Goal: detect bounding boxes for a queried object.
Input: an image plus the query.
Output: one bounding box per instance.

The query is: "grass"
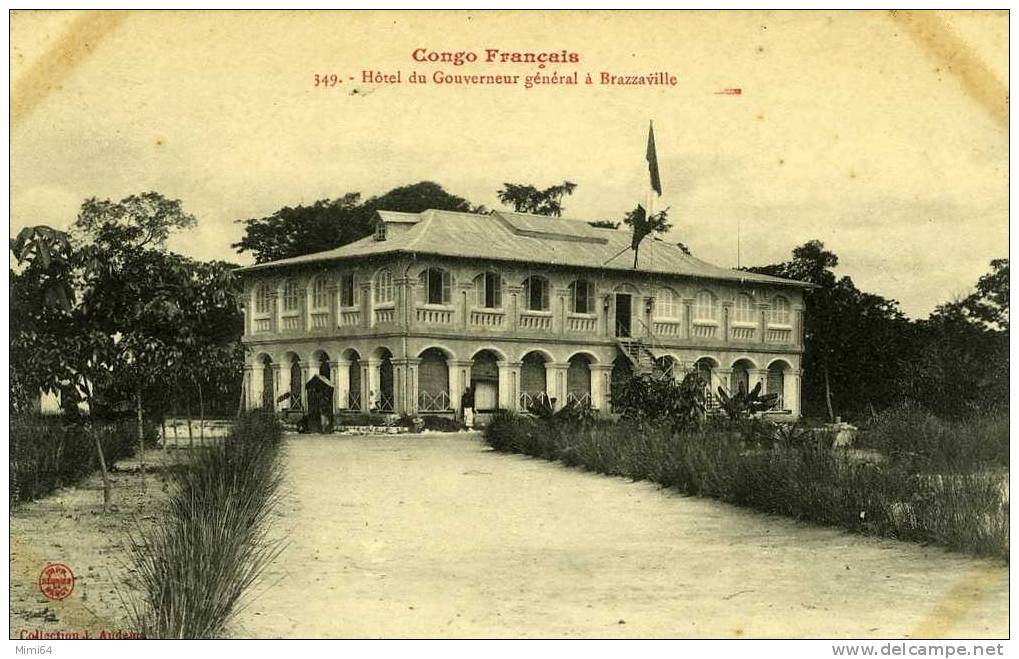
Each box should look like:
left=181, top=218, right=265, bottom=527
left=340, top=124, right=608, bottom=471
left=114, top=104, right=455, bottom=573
left=9, top=415, right=154, bottom=505
left=484, top=409, right=1008, bottom=560
left=125, top=411, right=285, bottom=638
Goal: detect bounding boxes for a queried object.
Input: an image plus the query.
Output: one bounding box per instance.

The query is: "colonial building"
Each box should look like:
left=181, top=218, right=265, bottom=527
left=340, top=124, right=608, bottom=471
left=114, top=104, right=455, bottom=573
left=236, top=208, right=809, bottom=423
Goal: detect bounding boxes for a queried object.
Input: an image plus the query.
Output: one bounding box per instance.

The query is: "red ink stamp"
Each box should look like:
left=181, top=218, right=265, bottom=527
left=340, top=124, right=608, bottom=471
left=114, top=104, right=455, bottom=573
left=714, top=87, right=743, bottom=95
left=38, top=563, right=75, bottom=601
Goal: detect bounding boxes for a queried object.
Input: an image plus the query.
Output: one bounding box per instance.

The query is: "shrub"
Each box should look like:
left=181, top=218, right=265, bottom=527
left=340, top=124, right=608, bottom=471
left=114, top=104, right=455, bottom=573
left=10, top=415, right=150, bottom=505
left=860, top=402, right=1008, bottom=471
left=421, top=415, right=464, bottom=432
left=611, top=371, right=705, bottom=430
left=126, top=410, right=284, bottom=638
left=483, top=413, right=1008, bottom=559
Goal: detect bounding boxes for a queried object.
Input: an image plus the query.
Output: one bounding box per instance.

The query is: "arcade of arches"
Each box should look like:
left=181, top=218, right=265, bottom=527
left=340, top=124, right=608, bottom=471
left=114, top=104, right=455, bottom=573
left=245, top=346, right=800, bottom=418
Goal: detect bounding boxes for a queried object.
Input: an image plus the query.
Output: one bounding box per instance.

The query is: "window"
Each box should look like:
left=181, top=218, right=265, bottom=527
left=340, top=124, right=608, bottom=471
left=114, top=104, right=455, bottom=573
left=420, top=267, right=452, bottom=305
left=569, top=280, right=595, bottom=314
left=476, top=272, right=502, bottom=309
left=254, top=283, right=271, bottom=314
left=734, top=293, right=754, bottom=324
left=656, top=287, right=678, bottom=319
left=282, top=279, right=300, bottom=312
left=374, top=223, right=387, bottom=241
left=523, top=276, right=550, bottom=311
left=340, top=273, right=357, bottom=307
left=311, top=277, right=329, bottom=310
left=694, top=290, right=716, bottom=322
left=374, top=269, right=394, bottom=305
left=770, top=296, right=791, bottom=326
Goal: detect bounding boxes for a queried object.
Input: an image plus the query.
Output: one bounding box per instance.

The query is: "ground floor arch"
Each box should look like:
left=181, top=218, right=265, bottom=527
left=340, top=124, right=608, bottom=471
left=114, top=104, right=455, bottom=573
left=730, top=358, right=755, bottom=395
left=342, top=348, right=362, bottom=410
left=767, top=359, right=791, bottom=410
left=418, top=347, right=451, bottom=411
left=566, top=353, right=593, bottom=406
left=520, top=350, right=549, bottom=410
left=471, top=349, right=500, bottom=412
left=609, top=354, right=633, bottom=412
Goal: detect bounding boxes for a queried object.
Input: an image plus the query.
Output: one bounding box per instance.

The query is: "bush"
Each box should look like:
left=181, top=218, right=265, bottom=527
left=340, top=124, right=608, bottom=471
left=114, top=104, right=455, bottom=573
left=483, top=413, right=1008, bottom=559
left=126, top=410, right=284, bottom=638
left=860, top=402, right=1008, bottom=471
left=421, top=415, right=464, bottom=432
left=10, top=415, right=150, bottom=505
left=611, top=371, right=705, bottom=430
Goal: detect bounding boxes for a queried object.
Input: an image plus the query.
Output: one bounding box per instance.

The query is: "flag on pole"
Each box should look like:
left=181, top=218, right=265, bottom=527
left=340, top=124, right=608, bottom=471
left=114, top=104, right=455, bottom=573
left=647, top=121, right=662, bottom=196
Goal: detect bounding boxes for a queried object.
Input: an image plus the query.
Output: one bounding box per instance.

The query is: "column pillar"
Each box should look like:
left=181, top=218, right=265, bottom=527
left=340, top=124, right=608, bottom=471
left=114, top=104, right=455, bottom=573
left=545, top=362, right=570, bottom=409
left=332, top=360, right=349, bottom=411
left=590, top=363, right=614, bottom=412
left=301, top=359, right=315, bottom=410
left=788, top=368, right=802, bottom=418
left=683, top=299, right=693, bottom=340
left=275, top=363, right=289, bottom=411
left=715, top=367, right=733, bottom=396
left=248, top=363, right=262, bottom=410
left=364, top=359, right=380, bottom=411
left=448, top=360, right=472, bottom=413
left=360, top=282, right=373, bottom=329
left=497, top=361, right=521, bottom=411
left=751, top=368, right=768, bottom=395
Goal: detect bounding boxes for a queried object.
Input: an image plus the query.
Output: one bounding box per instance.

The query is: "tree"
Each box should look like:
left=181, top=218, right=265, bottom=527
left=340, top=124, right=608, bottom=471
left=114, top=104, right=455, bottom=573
left=74, top=192, right=197, bottom=250
left=933, top=258, right=1008, bottom=331
left=900, top=259, right=1009, bottom=417
left=497, top=180, right=577, bottom=217
left=745, top=240, right=911, bottom=422
left=233, top=182, right=478, bottom=263
left=623, top=204, right=672, bottom=269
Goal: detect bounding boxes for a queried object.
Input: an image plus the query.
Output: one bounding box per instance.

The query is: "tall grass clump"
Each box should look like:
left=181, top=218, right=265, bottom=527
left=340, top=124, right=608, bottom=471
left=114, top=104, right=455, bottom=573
left=127, top=410, right=285, bottom=638
left=484, top=409, right=1008, bottom=560
left=10, top=416, right=148, bottom=505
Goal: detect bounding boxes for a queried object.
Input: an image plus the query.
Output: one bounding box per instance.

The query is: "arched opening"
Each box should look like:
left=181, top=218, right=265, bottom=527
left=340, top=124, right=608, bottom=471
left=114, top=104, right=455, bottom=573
left=374, top=347, right=395, bottom=412
left=418, top=348, right=450, bottom=411
left=288, top=354, right=303, bottom=410
left=259, top=354, right=274, bottom=410
left=695, top=357, right=718, bottom=409
left=610, top=354, right=633, bottom=412
left=731, top=359, right=754, bottom=394
left=566, top=354, right=593, bottom=407
left=343, top=349, right=362, bottom=410
left=520, top=351, right=549, bottom=409
left=768, top=360, right=790, bottom=410
left=471, top=349, right=500, bottom=412
left=307, top=350, right=334, bottom=433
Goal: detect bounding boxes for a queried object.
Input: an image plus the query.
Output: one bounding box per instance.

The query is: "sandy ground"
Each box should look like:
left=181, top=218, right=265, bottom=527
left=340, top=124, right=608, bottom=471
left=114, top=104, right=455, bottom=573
left=9, top=449, right=184, bottom=640
left=231, top=433, right=1008, bottom=639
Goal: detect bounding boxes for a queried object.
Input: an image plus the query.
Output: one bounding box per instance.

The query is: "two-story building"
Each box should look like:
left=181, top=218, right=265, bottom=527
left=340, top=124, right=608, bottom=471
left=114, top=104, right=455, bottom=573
left=236, top=208, right=810, bottom=422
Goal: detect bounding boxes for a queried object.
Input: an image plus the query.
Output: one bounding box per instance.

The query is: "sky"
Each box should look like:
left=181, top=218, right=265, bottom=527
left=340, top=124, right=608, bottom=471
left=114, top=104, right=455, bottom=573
left=10, top=10, right=1008, bottom=318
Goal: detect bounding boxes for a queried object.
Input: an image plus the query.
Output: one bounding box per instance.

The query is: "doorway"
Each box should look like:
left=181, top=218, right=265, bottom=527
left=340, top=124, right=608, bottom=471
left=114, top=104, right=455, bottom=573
left=615, top=293, right=632, bottom=337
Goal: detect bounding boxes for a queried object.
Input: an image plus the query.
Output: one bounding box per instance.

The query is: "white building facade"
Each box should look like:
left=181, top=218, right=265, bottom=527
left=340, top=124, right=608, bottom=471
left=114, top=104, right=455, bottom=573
left=237, top=209, right=809, bottom=421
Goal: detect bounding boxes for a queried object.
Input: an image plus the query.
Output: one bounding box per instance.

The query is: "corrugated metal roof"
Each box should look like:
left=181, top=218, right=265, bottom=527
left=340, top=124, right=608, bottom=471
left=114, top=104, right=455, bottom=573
left=237, top=208, right=809, bottom=288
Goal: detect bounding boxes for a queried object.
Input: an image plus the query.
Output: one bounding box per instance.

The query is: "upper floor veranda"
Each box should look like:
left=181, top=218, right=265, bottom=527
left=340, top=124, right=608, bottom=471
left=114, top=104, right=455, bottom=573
left=239, top=253, right=807, bottom=353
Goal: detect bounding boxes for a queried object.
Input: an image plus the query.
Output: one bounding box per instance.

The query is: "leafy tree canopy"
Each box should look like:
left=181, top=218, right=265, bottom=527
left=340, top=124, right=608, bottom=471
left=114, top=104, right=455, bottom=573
left=497, top=180, right=577, bottom=217
left=233, top=181, right=477, bottom=263
left=74, top=191, right=197, bottom=251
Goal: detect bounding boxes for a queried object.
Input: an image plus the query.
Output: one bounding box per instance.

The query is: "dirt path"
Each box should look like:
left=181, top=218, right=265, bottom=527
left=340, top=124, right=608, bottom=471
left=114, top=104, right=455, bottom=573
left=9, top=449, right=183, bottom=640
left=231, top=434, right=1007, bottom=639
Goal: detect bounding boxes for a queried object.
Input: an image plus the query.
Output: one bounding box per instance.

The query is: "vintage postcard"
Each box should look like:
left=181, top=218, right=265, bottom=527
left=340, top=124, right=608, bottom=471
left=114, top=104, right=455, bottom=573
left=8, top=8, right=1009, bottom=647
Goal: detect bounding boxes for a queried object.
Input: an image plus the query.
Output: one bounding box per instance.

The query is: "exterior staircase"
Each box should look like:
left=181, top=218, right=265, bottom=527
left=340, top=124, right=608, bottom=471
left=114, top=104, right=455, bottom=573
left=615, top=338, right=659, bottom=375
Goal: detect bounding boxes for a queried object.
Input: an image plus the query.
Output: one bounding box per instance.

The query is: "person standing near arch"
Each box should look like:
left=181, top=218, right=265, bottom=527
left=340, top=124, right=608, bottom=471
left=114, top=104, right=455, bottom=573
left=461, top=385, right=475, bottom=429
